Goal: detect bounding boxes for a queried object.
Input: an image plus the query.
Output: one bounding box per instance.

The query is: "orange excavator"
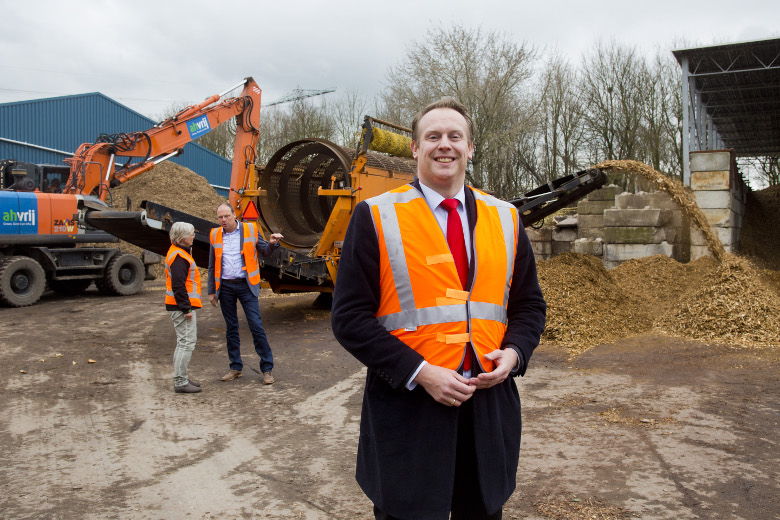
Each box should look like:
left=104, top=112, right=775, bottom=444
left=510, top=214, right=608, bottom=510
left=62, top=77, right=263, bottom=209
left=0, top=78, right=264, bottom=306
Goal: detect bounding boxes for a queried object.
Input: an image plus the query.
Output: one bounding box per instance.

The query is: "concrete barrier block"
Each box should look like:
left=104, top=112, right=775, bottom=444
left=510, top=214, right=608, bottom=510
left=578, top=227, right=605, bottom=240
left=690, top=151, right=731, bottom=173
left=604, top=242, right=674, bottom=262
left=587, top=185, right=623, bottom=201
left=578, top=200, right=615, bottom=215
left=530, top=240, right=552, bottom=256
left=690, top=245, right=713, bottom=261
left=573, top=238, right=603, bottom=256
left=603, top=226, right=667, bottom=244
left=694, top=190, right=732, bottom=209
left=525, top=227, right=552, bottom=241
left=552, top=241, right=573, bottom=255
left=701, top=208, right=732, bottom=226
left=615, top=191, right=678, bottom=210
left=691, top=170, right=730, bottom=190
left=603, top=208, right=663, bottom=227
left=690, top=227, right=709, bottom=247
left=666, top=209, right=683, bottom=228
left=552, top=228, right=578, bottom=242
left=715, top=226, right=735, bottom=249
left=577, top=214, right=603, bottom=229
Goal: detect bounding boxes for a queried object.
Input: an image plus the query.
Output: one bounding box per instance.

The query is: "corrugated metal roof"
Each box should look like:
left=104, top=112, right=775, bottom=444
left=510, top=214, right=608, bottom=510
left=0, top=93, right=231, bottom=196
left=673, top=38, right=780, bottom=157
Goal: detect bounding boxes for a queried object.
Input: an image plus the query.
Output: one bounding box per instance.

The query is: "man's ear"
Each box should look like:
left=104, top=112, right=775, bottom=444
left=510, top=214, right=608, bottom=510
left=411, top=140, right=418, bottom=159
left=468, top=141, right=474, bottom=160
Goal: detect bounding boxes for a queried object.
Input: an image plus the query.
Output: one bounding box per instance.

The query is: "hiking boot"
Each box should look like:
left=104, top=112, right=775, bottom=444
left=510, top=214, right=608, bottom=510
left=221, top=369, right=243, bottom=381
left=174, top=383, right=202, bottom=394
left=263, top=372, right=275, bottom=385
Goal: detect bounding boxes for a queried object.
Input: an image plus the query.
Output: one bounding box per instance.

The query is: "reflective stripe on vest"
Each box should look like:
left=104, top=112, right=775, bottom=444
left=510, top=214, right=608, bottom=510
left=210, top=222, right=262, bottom=290
left=366, top=185, right=518, bottom=372
left=165, top=245, right=202, bottom=308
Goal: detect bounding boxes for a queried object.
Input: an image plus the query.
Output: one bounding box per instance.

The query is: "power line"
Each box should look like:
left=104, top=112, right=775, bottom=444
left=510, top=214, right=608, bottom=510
left=265, top=88, right=336, bottom=107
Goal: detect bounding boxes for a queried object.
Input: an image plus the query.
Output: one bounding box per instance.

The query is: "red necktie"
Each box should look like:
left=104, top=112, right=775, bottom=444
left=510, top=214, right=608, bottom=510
left=440, top=198, right=471, bottom=371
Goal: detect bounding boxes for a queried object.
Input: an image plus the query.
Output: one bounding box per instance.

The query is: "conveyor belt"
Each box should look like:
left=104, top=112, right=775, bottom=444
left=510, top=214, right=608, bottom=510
left=83, top=201, right=331, bottom=289
left=510, top=169, right=607, bottom=227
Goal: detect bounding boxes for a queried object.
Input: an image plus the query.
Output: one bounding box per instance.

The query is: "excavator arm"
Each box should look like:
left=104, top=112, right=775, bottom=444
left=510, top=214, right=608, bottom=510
left=63, top=78, right=261, bottom=206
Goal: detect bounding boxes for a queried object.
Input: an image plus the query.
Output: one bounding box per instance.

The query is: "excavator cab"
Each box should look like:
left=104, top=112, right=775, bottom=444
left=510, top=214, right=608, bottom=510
left=0, top=160, right=69, bottom=193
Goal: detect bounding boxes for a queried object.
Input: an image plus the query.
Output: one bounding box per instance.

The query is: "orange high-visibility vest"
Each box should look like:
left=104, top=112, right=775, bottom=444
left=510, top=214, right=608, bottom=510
left=165, top=245, right=202, bottom=308
left=366, top=185, right=518, bottom=373
left=209, top=222, right=262, bottom=291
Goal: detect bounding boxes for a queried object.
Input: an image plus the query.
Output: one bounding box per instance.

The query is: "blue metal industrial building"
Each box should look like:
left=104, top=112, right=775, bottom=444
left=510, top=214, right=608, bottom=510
left=0, top=93, right=232, bottom=196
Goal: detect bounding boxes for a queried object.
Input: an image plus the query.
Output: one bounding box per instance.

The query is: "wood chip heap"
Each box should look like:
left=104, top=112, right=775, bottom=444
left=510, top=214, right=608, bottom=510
left=538, top=252, right=779, bottom=355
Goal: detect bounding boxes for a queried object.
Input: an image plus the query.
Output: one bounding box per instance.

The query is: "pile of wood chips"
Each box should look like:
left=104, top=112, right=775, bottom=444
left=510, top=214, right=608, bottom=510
left=739, top=183, right=780, bottom=271
left=655, top=255, right=780, bottom=348
left=110, top=161, right=227, bottom=220
left=530, top=496, right=632, bottom=520
left=538, top=252, right=779, bottom=355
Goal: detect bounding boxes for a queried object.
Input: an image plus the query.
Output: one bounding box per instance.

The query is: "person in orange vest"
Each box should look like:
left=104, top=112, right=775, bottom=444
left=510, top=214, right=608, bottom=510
left=165, top=221, right=202, bottom=394
left=208, top=203, right=283, bottom=384
left=331, top=99, right=546, bottom=520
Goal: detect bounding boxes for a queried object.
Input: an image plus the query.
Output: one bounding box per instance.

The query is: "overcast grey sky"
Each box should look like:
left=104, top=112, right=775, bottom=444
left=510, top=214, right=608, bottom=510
left=1, top=0, right=777, bottom=119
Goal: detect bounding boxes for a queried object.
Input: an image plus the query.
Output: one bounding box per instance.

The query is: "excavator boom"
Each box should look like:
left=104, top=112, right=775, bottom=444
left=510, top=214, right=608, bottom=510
left=62, top=78, right=261, bottom=203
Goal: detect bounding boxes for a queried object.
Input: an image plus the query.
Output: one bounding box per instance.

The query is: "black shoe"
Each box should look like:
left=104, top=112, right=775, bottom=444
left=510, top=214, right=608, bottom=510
left=175, top=383, right=202, bottom=393
left=188, top=379, right=201, bottom=387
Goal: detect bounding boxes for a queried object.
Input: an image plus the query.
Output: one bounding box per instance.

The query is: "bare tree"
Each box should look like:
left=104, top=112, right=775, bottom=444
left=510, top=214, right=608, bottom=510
left=329, top=90, right=370, bottom=148
left=580, top=40, right=645, bottom=163
left=533, top=52, right=585, bottom=181
left=195, top=119, right=236, bottom=159
left=379, top=24, right=537, bottom=197
left=741, top=156, right=780, bottom=187
left=256, top=99, right=334, bottom=165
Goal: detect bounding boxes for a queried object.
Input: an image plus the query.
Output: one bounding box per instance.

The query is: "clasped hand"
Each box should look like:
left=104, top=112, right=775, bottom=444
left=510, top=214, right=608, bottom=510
left=413, top=349, right=517, bottom=407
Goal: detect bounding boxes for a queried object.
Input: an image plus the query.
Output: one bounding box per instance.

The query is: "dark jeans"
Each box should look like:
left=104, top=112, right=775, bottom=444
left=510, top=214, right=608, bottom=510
left=373, top=397, right=503, bottom=520
left=218, top=279, right=274, bottom=373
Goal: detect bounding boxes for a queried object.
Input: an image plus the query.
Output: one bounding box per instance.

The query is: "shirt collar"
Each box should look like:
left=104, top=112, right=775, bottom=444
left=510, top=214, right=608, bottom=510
left=418, top=181, right=466, bottom=212
left=224, top=223, right=241, bottom=235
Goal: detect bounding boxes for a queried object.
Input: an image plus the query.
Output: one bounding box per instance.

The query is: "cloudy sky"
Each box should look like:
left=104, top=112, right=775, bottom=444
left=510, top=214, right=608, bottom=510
left=1, top=0, right=777, bottom=119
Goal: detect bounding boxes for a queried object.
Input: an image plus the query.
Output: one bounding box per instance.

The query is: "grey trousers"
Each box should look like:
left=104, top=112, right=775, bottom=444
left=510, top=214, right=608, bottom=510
left=169, top=310, right=197, bottom=387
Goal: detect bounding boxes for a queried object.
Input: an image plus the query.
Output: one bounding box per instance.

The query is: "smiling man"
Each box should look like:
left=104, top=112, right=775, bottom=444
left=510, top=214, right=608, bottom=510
left=332, top=99, right=547, bottom=520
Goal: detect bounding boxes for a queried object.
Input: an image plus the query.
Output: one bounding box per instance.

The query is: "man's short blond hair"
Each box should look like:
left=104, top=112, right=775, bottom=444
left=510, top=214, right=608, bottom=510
left=411, top=98, right=474, bottom=142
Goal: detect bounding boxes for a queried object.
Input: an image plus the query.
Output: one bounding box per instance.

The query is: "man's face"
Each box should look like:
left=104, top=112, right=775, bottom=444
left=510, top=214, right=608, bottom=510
left=216, top=205, right=238, bottom=233
left=410, top=108, right=474, bottom=195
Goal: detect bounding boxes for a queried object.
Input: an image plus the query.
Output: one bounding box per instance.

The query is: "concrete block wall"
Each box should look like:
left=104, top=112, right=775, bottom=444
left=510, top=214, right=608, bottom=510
left=689, top=150, right=747, bottom=257
left=530, top=185, right=685, bottom=267
left=527, top=150, right=746, bottom=267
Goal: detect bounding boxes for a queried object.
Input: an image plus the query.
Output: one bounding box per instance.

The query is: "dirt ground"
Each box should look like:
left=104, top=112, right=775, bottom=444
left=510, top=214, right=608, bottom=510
left=1, top=281, right=778, bottom=520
